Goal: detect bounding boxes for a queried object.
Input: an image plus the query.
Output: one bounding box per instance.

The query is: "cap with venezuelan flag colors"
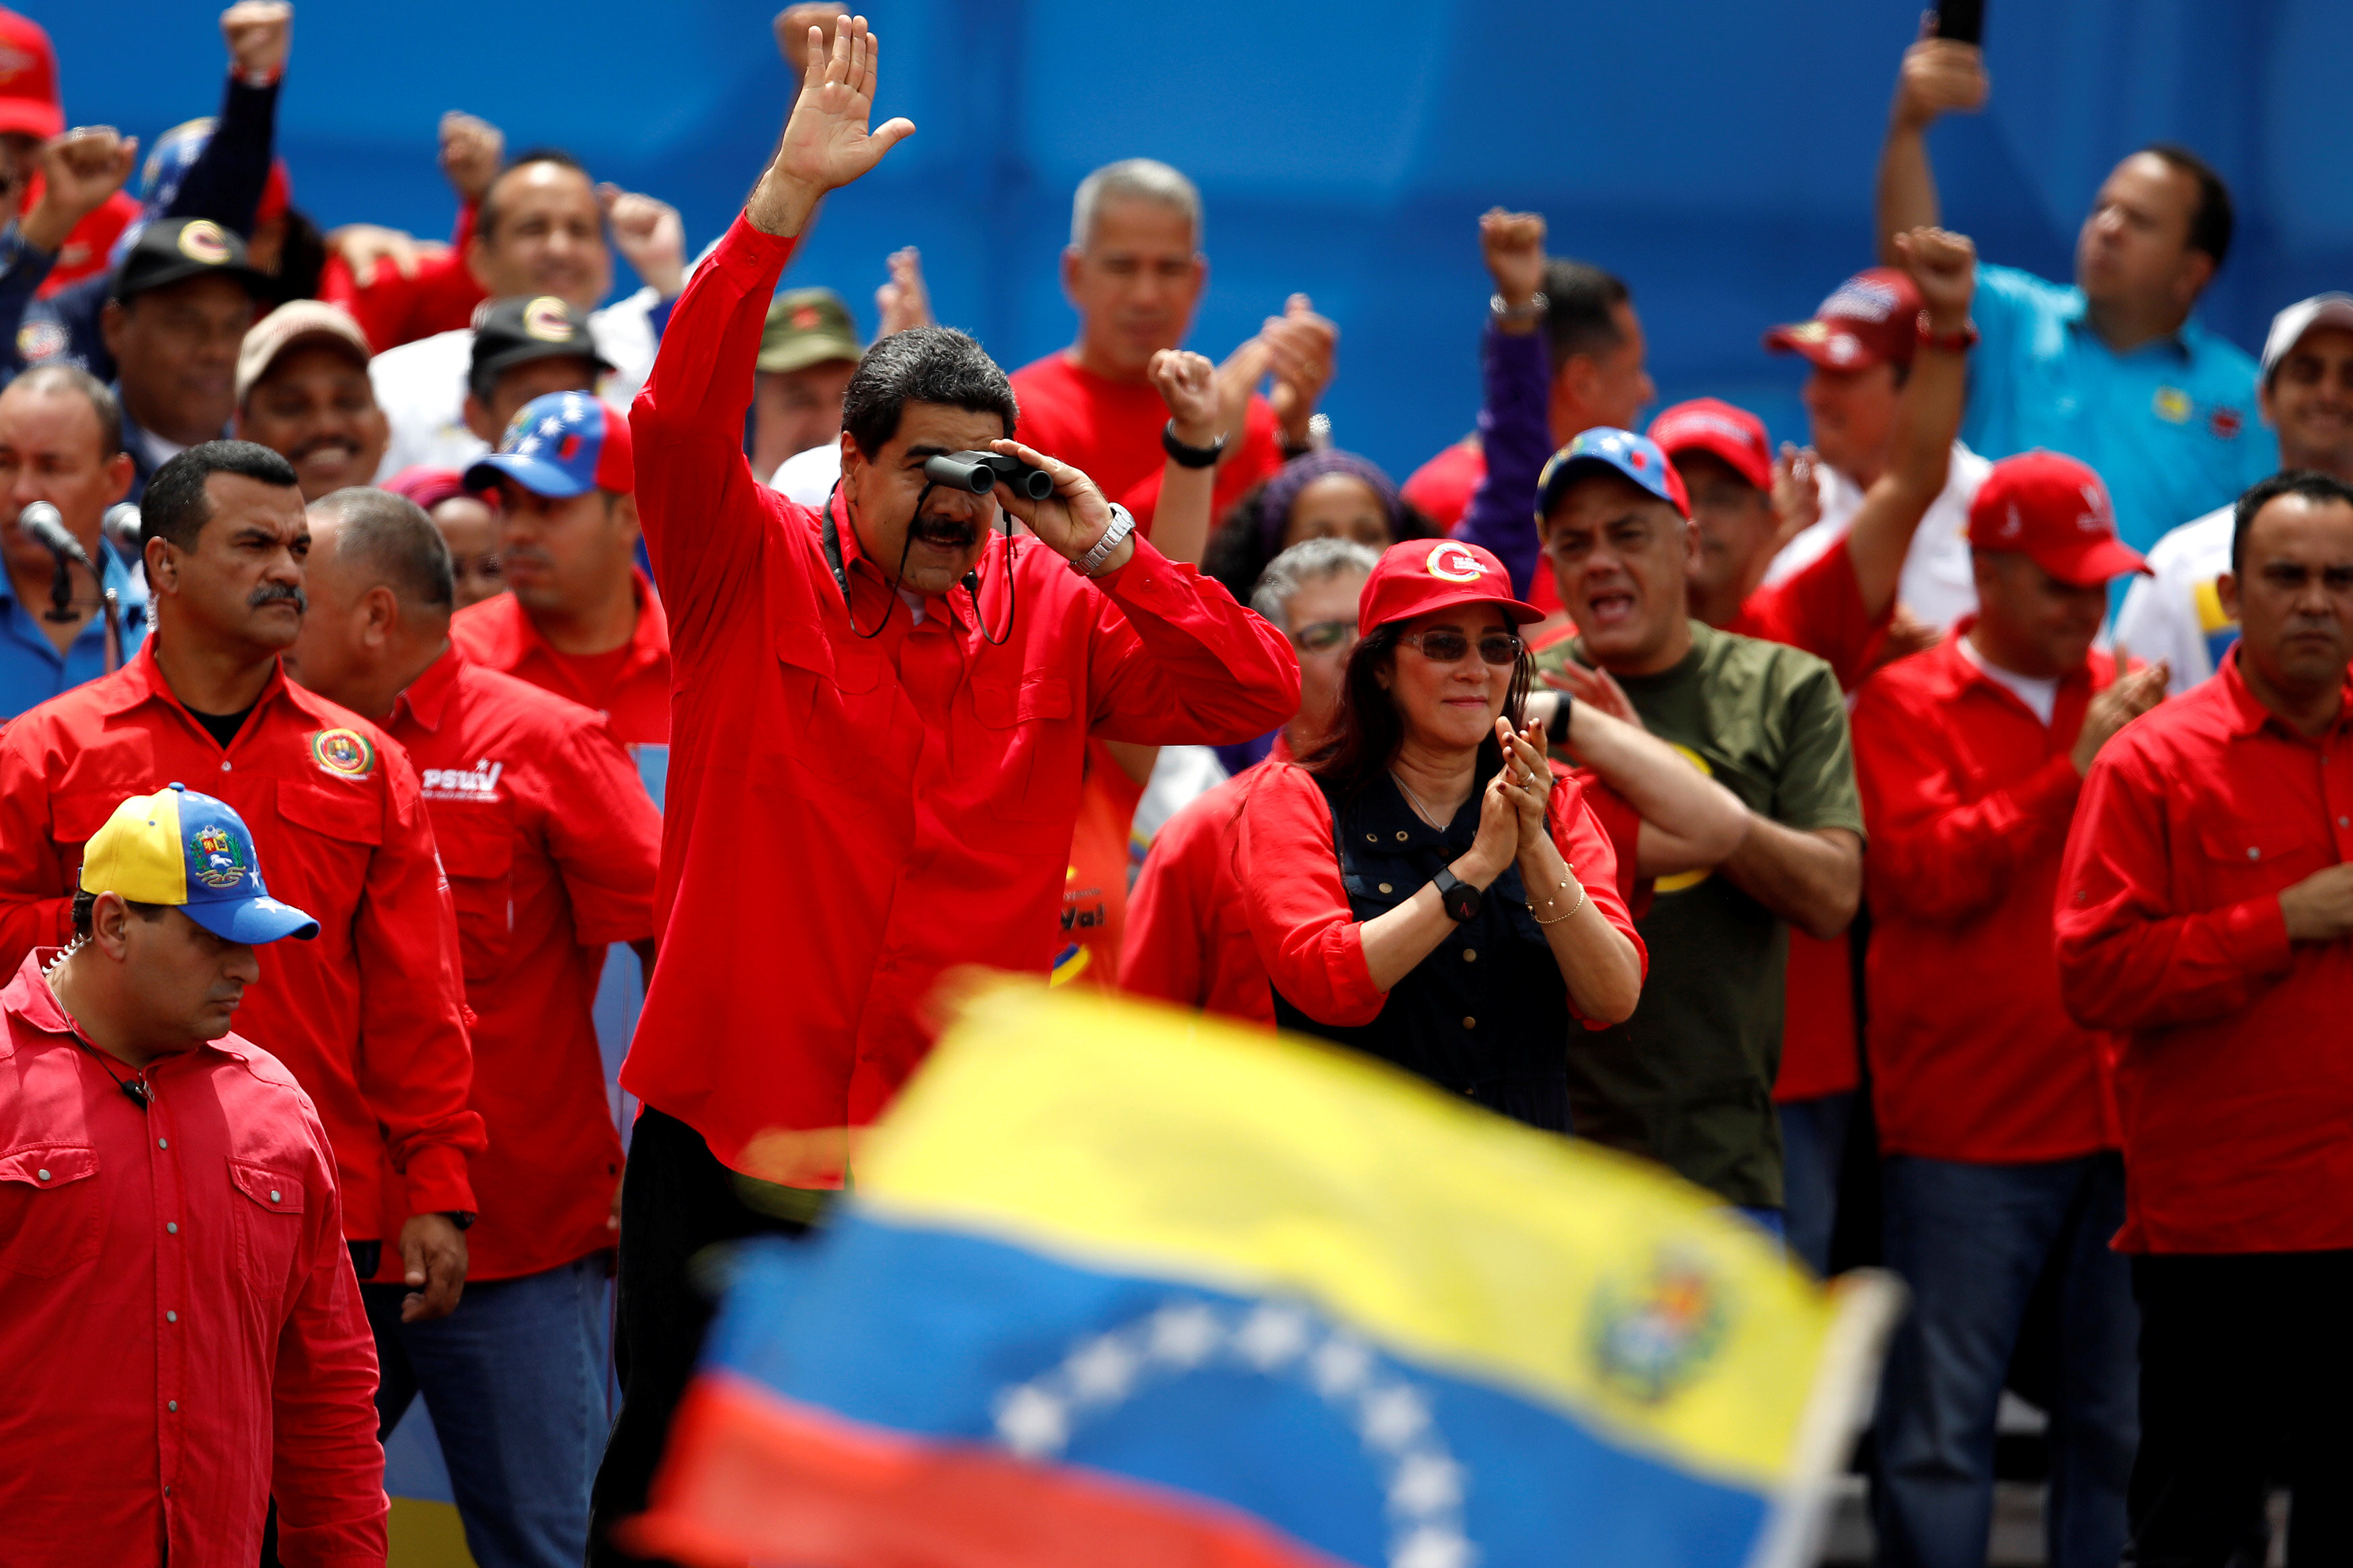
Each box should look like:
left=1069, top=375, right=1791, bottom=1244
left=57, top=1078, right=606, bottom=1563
left=464, top=390, right=634, bottom=500
left=624, top=984, right=1901, bottom=1568
left=80, top=784, right=320, bottom=944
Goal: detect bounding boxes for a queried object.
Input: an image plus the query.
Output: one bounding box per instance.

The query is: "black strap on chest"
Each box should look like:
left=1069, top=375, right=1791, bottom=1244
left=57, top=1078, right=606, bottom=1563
left=818, top=482, right=1019, bottom=647
left=1306, top=772, right=1373, bottom=900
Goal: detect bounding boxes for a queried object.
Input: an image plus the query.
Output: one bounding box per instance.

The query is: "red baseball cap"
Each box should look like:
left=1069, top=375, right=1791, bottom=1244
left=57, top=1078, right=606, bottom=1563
left=1357, top=538, right=1541, bottom=638
left=1764, top=267, right=1923, bottom=372
left=1966, top=450, right=2151, bottom=587
left=1648, top=398, right=1773, bottom=493
left=0, top=10, right=63, bottom=140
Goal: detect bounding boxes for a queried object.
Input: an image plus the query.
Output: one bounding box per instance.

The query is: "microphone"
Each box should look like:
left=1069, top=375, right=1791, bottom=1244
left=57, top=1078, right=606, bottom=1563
left=17, top=502, right=92, bottom=569
left=101, top=503, right=141, bottom=557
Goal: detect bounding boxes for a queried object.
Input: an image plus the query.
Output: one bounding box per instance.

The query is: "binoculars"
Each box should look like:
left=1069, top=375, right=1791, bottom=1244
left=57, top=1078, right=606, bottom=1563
left=922, top=450, right=1057, bottom=501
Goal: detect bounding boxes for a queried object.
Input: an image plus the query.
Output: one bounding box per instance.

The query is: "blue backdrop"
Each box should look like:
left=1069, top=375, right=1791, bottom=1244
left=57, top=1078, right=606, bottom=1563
left=40, top=0, right=2353, bottom=481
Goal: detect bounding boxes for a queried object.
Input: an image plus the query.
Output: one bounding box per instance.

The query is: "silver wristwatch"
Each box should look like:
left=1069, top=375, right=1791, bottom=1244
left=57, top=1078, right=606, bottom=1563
left=1071, top=503, right=1137, bottom=577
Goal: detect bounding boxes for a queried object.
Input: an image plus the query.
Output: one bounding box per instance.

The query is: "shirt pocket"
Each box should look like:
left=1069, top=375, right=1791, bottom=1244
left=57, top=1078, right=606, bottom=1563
left=433, top=813, right=516, bottom=985
left=2190, top=813, right=2330, bottom=907
left=964, top=673, right=1076, bottom=824
left=273, top=776, right=385, bottom=899
left=768, top=623, right=884, bottom=784
left=227, top=1157, right=307, bottom=1291
left=0, top=1145, right=102, bottom=1280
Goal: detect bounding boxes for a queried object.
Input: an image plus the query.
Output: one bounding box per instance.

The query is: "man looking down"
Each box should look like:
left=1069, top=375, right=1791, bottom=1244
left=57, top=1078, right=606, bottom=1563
left=588, top=21, right=1298, bottom=1561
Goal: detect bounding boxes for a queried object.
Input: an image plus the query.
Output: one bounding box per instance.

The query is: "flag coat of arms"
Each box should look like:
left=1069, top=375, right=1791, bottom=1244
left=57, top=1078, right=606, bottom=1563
left=625, top=985, right=1899, bottom=1567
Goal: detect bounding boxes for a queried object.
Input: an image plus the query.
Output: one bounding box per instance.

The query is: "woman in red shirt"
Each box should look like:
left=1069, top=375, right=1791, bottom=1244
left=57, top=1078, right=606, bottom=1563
left=1234, top=538, right=1645, bottom=1132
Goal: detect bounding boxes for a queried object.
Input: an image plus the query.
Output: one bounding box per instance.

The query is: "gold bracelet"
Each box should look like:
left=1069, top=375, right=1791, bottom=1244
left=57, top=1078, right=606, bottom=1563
left=1531, top=876, right=1586, bottom=925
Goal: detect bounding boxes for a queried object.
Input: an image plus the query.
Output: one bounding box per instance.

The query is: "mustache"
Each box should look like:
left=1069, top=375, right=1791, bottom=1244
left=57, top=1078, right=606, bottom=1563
left=249, top=583, right=307, bottom=612
left=501, top=545, right=553, bottom=571
left=909, top=512, right=979, bottom=546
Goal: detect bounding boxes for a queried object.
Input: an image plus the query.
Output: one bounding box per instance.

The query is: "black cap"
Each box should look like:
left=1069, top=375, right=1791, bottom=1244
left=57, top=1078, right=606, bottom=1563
left=468, top=295, right=614, bottom=398
left=112, top=218, right=270, bottom=303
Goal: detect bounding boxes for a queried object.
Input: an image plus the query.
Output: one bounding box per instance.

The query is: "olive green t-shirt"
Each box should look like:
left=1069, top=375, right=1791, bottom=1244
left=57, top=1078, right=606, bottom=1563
left=1537, top=621, right=1864, bottom=1208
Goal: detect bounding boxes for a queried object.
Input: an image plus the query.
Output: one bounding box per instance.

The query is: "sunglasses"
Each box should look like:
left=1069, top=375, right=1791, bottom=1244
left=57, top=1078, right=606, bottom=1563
left=1289, top=619, right=1357, bottom=655
left=1398, top=629, right=1523, bottom=667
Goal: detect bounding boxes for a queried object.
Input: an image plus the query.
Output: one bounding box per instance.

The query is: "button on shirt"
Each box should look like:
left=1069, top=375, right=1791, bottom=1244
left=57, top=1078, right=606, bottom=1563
left=374, top=647, right=660, bottom=1281
left=1853, top=630, right=2118, bottom=1163
left=0, top=645, right=483, bottom=1236
left=619, top=216, right=1300, bottom=1181
left=2111, top=503, right=2237, bottom=695
left=0, top=541, right=150, bottom=720
left=1963, top=263, right=2275, bottom=555
left=2055, top=649, right=2353, bottom=1253
left=0, top=952, right=386, bottom=1567
left=450, top=567, right=672, bottom=746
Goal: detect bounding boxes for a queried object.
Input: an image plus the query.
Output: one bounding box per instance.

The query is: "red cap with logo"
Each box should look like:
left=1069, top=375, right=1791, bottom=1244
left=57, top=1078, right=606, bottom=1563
left=1648, top=398, right=1773, bottom=493
left=1764, top=267, right=1923, bottom=372
left=0, top=9, right=63, bottom=140
left=1357, top=538, right=1542, bottom=638
left=1965, top=450, right=2151, bottom=587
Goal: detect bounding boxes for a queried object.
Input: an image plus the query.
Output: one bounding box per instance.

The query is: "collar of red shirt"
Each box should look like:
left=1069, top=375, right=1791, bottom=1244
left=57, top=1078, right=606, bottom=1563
left=825, top=488, right=982, bottom=630
left=390, top=643, right=467, bottom=735
left=2215, top=643, right=2353, bottom=742
left=470, top=567, right=673, bottom=677
left=2, top=948, right=248, bottom=1068
left=1936, top=617, right=2104, bottom=703
left=95, top=640, right=298, bottom=734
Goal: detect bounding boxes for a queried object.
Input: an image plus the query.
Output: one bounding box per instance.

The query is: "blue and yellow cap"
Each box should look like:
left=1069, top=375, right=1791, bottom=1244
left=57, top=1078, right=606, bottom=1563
left=463, top=390, right=634, bottom=500
left=80, top=784, right=319, bottom=944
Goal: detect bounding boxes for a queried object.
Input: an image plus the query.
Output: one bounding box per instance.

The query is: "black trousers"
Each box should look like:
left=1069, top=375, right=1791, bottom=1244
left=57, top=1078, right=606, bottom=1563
left=2127, top=1249, right=2353, bottom=1566
left=585, top=1107, right=810, bottom=1567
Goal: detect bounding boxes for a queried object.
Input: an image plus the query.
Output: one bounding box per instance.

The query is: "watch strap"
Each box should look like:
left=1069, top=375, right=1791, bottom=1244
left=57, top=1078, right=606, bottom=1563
left=1071, top=503, right=1137, bottom=578
left=1545, top=690, right=1573, bottom=747
left=1160, top=420, right=1226, bottom=470
left=1916, top=317, right=1980, bottom=354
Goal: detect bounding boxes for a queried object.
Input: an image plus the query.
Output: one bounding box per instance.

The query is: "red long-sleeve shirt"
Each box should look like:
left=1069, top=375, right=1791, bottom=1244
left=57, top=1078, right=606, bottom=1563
left=371, top=648, right=659, bottom=1280
left=449, top=569, right=672, bottom=747
left=1852, top=632, right=2118, bottom=1163
left=0, top=648, right=482, bottom=1235
left=620, top=216, right=1300, bottom=1180
left=2055, top=650, right=2353, bottom=1253
left=0, top=953, right=387, bottom=1567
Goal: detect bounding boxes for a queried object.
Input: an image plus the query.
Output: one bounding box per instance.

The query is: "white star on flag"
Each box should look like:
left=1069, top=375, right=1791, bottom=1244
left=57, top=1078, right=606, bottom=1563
left=992, top=1385, right=1068, bottom=1458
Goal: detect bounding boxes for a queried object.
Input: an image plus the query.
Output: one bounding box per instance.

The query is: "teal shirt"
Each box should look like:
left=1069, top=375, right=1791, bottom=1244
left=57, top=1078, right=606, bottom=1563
left=1962, top=262, right=2276, bottom=556
left=0, top=542, right=151, bottom=720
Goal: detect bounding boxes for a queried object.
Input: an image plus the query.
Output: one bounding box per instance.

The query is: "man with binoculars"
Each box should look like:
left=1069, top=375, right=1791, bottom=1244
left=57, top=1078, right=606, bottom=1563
left=585, top=19, right=1300, bottom=1558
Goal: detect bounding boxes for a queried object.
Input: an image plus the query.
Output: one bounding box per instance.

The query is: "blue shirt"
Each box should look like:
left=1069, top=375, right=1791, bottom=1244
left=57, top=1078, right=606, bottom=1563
left=1962, top=262, right=2276, bottom=556
left=0, top=542, right=151, bottom=720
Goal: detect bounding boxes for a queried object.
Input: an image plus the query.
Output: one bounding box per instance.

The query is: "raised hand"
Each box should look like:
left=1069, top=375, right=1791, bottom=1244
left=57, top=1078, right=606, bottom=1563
left=1262, top=294, right=1337, bottom=447
left=327, top=222, right=446, bottom=287
left=1894, top=224, right=1977, bottom=329
left=1496, top=717, right=1556, bottom=856
left=22, top=128, right=138, bottom=255
left=748, top=15, right=916, bottom=238
left=439, top=111, right=504, bottom=205
left=599, top=183, right=687, bottom=298
left=1892, top=33, right=1988, bottom=132
left=1150, top=349, right=1219, bottom=447
left=875, top=245, right=932, bottom=336
left=1212, top=333, right=1273, bottom=450
left=1771, top=442, right=1822, bottom=546
left=774, top=3, right=846, bottom=69
left=221, top=1, right=292, bottom=81
left=1480, top=207, right=1547, bottom=308
left=986, top=438, right=1124, bottom=572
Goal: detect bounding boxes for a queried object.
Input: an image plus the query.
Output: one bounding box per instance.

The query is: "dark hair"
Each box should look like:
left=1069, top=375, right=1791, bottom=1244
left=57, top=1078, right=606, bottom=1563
left=70, top=887, right=167, bottom=939
left=9, top=364, right=123, bottom=460
left=311, top=486, right=455, bottom=611
left=2142, top=143, right=2233, bottom=268
left=2231, top=469, right=2353, bottom=573
left=840, top=326, right=1018, bottom=460
left=142, top=440, right=300, bottom=552
left=1302, top=621, right=1531, bottom=801
left=479, top=149, right=591, bottom=241
left=1203, top=484, right=1441, bottom=605
left=1542, top=257, right=1633, bottom=380
left=262, top=206, right=328, bottom=307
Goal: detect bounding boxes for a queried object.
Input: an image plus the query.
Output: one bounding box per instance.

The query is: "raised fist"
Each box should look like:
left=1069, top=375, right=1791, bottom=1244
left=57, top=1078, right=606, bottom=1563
left=440, top=112, right=505, bottom=205
left=221, top=1, right=292, bottom=81
left=1480, top=208, right=1547, bottom=308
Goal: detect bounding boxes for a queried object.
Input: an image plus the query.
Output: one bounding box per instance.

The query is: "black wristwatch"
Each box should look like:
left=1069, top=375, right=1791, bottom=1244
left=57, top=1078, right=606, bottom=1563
left=1433, top=868, right=1484, bottom=923
left=1545, top=688, right=1574, bottom=747
left=1160, top=420, right=1226, bottom=469
left=442, top=1210, right=476, bottom=1232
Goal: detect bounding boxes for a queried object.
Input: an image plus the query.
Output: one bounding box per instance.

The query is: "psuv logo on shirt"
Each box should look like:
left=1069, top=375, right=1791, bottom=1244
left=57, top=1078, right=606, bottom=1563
left=422, top=758, right=506, bottom=803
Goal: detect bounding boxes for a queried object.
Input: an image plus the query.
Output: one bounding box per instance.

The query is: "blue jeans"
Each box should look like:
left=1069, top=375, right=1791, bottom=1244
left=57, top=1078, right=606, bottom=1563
left=1779, top=1091, right=1854, bottom=1276
left=1872, top=1153, right=2137, bottom=1568
left=360, top=1255, right=612, bottom=1568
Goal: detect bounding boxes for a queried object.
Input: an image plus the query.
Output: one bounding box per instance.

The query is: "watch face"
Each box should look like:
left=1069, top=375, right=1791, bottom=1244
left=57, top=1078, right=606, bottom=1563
left=1445, top=884, right=1482, bottom=922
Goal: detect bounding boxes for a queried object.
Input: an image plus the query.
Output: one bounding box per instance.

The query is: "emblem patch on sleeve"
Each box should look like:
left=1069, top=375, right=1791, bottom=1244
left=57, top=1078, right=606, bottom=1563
left=308, top=727, right=377, bottom=779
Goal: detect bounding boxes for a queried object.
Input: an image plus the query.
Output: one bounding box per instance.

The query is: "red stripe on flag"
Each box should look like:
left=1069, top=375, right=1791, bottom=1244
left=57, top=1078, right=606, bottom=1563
left=619, top=1372, right=1351, bottom=1568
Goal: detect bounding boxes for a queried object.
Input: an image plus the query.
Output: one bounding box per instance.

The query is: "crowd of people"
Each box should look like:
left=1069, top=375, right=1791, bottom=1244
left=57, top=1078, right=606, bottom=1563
left=1, top=7, right=2348, bottom=1568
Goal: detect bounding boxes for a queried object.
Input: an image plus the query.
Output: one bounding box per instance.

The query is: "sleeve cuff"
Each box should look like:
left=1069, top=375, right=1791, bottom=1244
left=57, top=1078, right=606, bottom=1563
left=2014, top=753, right=2086, bottom=829
left=714, top=214, right=800, bottom=288
left=2222, top=893, right=2295, bottom=977
left=399, top=1143, right=477, bottom=1217
left=1091, top=534, right=1171, bottom=599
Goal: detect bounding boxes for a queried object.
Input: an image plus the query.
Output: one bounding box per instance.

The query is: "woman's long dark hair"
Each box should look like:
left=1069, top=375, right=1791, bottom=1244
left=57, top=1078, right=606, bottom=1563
left=1302, top=622, right=1533, bottom=802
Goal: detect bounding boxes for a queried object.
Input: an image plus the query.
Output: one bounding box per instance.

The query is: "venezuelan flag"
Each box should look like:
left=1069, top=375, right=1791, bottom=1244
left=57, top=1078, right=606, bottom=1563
left=624, top=983, right=1899, bottom=1568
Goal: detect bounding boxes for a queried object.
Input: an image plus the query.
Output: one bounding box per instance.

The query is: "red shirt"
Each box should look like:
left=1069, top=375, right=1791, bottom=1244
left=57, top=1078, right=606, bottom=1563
left=0, top=953, right=386, bottom=1567
left=374, top=648, right=660, bottom=1280
left=450, top=569, right=672, bottom=746
left=621, top=216, right=1300, bottom=1180
left=1231, top=762, right=1642, bottom=1028
left=2056, top=649, right=2353, bottom=1253
left=1008, top=352, right=1284, bottom=534
left=0, top=647, right=483, bottom=1236
left=1725, top=538, right=1888, bottom=694
left=1852, top=631, right=2118, bottom=1162
left=314, top=203, right=489, bottom=354
left=1123, top=743, right=1644, bottom=1025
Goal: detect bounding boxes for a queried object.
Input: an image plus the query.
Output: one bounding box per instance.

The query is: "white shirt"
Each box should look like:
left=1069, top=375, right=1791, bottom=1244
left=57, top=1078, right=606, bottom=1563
left=2110, top=503, right=2235, bottom=696
left=1954, top=631, right=2059, bottom=725
left=771, top=440, right=843, bottom=508
left=368, top=288, right=664, bottom=482
left=1763, top=439, right=1990, bottom=633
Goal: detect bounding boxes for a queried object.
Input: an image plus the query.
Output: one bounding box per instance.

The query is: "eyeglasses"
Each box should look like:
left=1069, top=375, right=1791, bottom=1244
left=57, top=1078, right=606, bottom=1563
left=1289, top=619, right=1357, bottom=655
left=1398, top=629, right=1523, bottom=667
